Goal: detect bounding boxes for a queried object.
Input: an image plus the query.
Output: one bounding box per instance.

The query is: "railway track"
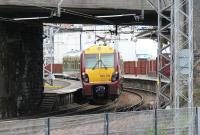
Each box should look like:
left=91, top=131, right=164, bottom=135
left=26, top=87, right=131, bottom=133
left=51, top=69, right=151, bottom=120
left=31, top=89, right=147, bottom=117
left=20, top=99, right=118, bottom=118
left=117, top=88, right=144, bottom=112
left=123, top=87, right=156, bottom=95
left=76, top=90, right=144, bottom=114
left=5, top=86, right=156, bottom=120
left=15, top=104, right=87, bottom=119
left=57, top=98, right=119, bottom=116
left=72, top=90, right=144, bottom=114
left=27, top=90, right=142, bottom=118
left=123, top=87, right=157, bottom=110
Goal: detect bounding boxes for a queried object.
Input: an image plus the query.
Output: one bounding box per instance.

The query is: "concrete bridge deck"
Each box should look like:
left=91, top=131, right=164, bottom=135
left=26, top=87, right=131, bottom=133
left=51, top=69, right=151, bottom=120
left=0, top=0, right=155, bottom=10
left=0, top=0, right=158, bottom=25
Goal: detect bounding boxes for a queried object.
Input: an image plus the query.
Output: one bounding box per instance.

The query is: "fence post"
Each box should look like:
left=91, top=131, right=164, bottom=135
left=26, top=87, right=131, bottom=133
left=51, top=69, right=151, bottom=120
left=45, top=118, right=50, bottom=135
left=196, top=107, right=199, bottom=135
left=155, top=109, right=157, bottom=135
left=104, top=113, right=109, bottom=135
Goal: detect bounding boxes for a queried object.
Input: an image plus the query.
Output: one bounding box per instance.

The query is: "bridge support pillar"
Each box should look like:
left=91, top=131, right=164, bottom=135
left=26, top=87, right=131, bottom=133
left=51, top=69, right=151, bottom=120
left=0, top=22, right=43, bottom=118
left=194, top=0, right=200, bottom=92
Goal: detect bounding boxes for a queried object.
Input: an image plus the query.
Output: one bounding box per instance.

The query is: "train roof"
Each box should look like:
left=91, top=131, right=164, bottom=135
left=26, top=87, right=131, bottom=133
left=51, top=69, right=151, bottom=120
left=63, top=50, right=81, bottom=57
left=83, top=45, right=115, bottom=54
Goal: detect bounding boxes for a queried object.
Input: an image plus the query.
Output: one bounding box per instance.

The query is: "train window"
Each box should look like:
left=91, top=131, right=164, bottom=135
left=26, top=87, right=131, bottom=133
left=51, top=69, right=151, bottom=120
left=100, top=54, right=114, bottom=68
left=70, top=61, right=73, bottom=69
left=72, top=61, right=74, bottom=69
left=85, top=54, right=99, bottom=69
left=75, top=59, right=78, bottom=70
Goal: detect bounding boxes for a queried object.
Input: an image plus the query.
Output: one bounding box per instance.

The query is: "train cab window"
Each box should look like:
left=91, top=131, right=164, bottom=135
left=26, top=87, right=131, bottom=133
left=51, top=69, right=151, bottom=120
left=85, top=54, right=98, bottom=69
left=100, top=54, right=114, bottom=68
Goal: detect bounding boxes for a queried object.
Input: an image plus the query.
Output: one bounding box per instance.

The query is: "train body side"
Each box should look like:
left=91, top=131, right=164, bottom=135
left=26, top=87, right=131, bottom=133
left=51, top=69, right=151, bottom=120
left=62, top=51, right=81, bottom=80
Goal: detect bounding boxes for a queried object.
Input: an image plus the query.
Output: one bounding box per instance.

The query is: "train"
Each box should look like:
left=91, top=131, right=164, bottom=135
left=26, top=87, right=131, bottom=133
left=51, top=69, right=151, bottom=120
left=62, top=50, right=81, bottom=80
left=80, top=45, right=123, bottom=100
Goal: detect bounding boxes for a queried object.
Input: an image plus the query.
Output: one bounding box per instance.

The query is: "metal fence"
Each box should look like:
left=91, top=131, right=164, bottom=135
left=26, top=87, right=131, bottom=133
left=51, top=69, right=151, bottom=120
left=0, top=107, right=200, bottom=135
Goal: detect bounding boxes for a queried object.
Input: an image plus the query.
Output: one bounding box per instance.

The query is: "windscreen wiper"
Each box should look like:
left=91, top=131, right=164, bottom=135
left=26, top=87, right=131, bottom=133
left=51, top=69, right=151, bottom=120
left=92, top=60, right=100, bottom=70
left=92, top=59, right=108, bottom=70
left=99, top=59, right=108, bottom=70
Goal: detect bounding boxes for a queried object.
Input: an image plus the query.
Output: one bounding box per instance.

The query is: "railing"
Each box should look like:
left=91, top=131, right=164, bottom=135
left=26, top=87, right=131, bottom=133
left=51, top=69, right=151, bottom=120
left=0, top=107, right=200, bottom=135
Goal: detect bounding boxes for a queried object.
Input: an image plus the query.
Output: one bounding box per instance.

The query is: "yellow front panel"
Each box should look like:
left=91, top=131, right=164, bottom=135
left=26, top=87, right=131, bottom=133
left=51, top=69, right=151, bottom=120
left=84, top=45, right=116, bottom=83
left=86, top=68, right=114, bottom=83
left=84, top=45, right=114, bottom=54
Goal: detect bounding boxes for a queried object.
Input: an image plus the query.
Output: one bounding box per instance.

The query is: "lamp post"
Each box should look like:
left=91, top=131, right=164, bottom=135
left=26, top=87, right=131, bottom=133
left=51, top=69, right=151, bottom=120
left=133, top=37, right=138, bottom=76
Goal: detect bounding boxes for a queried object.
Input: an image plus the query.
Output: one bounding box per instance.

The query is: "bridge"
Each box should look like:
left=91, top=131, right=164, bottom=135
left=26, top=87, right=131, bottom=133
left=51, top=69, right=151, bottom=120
left=0, top=0, right=159, bottom=25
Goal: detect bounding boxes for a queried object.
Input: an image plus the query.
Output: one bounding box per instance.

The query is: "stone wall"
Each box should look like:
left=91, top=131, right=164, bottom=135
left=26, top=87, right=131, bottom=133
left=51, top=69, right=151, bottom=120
left=0, top=22, right=43, bottom=118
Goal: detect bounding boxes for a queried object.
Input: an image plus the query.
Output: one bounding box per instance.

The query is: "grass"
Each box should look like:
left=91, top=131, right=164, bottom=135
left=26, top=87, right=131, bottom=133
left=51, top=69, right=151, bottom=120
left=44, top=83, right=64, bottom=89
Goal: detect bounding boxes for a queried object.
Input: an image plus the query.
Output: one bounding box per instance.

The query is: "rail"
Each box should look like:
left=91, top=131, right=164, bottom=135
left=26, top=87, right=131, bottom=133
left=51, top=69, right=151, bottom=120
left=118, top=88, right=144, bottom=111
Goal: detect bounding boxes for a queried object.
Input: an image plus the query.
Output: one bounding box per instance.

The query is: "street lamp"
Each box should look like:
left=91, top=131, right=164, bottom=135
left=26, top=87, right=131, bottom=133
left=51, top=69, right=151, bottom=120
left=133, top=37, right=138, bottom=76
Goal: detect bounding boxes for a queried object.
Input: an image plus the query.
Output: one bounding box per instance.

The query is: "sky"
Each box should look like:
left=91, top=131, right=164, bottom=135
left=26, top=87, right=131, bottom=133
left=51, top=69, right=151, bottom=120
left=53, top=26, right=158, bottom=63
left=118, top=39, right=157, bottom=61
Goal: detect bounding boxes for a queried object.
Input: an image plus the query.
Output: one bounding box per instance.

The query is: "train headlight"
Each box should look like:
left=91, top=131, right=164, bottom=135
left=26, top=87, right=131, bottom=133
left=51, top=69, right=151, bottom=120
left=111, top=72, right=119, bottom=82
left=82, top=73, right=89, bottom=83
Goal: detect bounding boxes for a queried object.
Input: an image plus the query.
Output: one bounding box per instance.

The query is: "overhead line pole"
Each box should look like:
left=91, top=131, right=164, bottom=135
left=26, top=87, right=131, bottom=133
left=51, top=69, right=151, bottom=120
left=147, top=0, right=172, bottom=109
left=147, top=0, right=194, bottom=134
left=173, top=0, right=194, bottom=134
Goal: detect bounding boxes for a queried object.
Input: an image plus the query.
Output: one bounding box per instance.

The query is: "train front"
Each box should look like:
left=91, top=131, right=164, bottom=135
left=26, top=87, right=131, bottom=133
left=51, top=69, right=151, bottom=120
left=80, top=45, right=121, bottom=100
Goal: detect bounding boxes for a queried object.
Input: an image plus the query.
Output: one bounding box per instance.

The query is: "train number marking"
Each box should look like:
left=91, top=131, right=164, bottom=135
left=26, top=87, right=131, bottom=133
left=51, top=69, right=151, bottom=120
left=100, top=75, right=110, bottom=77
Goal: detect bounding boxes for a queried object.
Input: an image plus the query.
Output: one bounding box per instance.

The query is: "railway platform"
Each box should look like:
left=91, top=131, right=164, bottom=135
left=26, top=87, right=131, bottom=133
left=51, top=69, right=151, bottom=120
left=123, top=74, right=170, bottom=93
left=44, top=79, right=81, bottom=94
left=40, top=79, right=82, bottom=112
left=123, top=74, right=170, bottom=83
